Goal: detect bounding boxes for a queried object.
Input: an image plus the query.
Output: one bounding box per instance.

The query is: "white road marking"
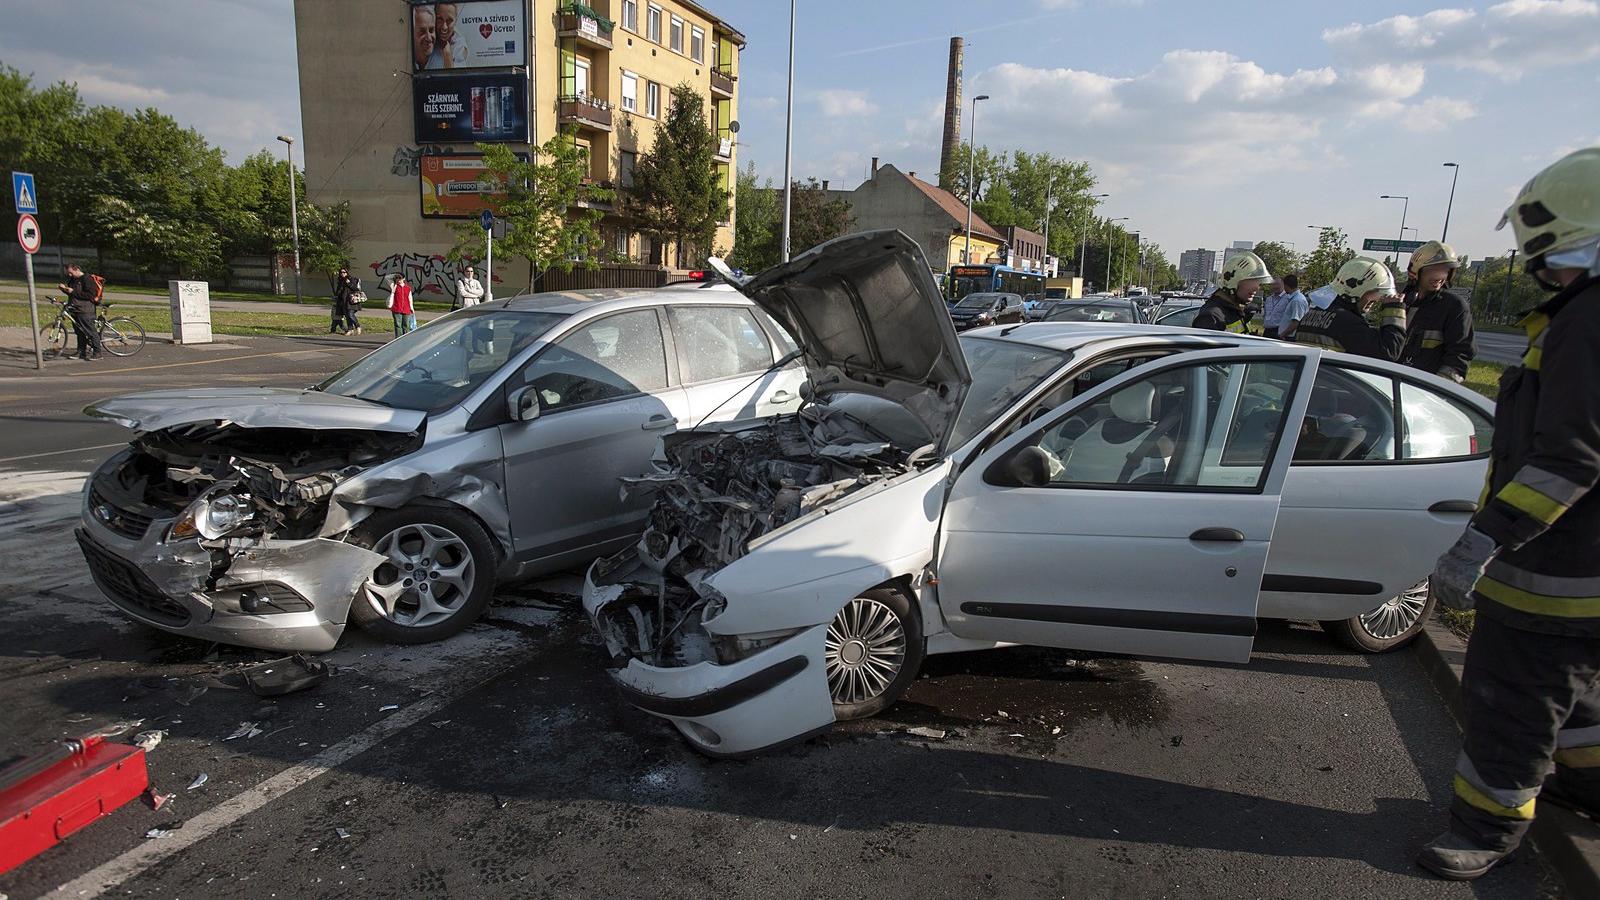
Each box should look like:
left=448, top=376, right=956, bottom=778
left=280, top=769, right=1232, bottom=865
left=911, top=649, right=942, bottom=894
left=50, top=662, right=520, bottom=898
left=0, top=442, right=125, bottom=464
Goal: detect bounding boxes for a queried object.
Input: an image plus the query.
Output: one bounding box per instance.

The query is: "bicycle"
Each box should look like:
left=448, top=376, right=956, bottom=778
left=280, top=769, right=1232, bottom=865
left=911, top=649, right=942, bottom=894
left=40, top=298, right=146, bottom=359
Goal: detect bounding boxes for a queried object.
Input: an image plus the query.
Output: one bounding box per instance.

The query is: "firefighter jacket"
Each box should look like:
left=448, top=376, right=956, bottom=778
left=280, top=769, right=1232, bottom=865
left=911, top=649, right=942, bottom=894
left=1192, top=289, right=1253, bottom=333
left=1291, top=296, right=1407, bottom=360
left=1401, top=287, right=1476, bottom=380
left=1471, top=274, right=1600, bottom=637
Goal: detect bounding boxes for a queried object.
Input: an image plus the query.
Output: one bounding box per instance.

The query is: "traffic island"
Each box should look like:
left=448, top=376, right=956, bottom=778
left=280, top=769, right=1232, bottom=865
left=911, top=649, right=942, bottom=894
left=1415, top=618, right=1600, bottom=895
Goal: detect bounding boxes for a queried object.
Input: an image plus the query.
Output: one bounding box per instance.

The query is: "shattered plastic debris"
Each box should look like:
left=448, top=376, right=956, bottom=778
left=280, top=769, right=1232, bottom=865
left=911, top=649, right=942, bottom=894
left=223, top=721, right=262, bottom=741
left=244, top=654, right=331, bottom=697
left=335, top=827, right=351, bottom=840
left=174, top=682, right=209, bottom=706
left=133, top=729, right=167, bottom=752
left=144, top=821, right=182, bottom=839
left=905, top=726, right=946, bottom=740
left=378, top=704, right=400, bottom=712
left=142, top=789, right=175, bottom=811
left=187, top=773, right=209, bottom=791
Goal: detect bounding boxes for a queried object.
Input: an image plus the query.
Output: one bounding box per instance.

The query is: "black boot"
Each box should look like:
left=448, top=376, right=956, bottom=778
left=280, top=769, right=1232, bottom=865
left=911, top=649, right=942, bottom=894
left=1417, top=830, right=1514, bottom=880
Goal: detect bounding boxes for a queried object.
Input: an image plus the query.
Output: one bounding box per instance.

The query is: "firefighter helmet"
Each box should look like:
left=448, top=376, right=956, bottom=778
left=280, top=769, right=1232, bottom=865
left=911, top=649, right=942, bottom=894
left=1407, top=240, right=1462, bottom=278
left=1219, top=251, right=1271, bottom=290
left=1334, top=257, right=1396, bottom=301
left=1498, top=147, right=1600, bottom=261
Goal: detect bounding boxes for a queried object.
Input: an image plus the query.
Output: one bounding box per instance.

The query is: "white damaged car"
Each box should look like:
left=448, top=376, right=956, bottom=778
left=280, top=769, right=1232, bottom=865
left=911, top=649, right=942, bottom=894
left=584, top=230, right=1494, bottom=757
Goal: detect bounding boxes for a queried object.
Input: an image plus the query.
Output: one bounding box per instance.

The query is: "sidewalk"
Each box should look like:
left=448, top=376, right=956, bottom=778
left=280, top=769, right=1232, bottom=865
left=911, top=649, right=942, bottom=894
left=0, top=286, right=447, bottom=323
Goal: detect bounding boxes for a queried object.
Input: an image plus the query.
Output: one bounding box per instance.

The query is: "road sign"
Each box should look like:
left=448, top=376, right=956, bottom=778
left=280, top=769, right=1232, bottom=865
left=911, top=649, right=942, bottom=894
left=1362, top=238, right=1425, bottom=253
left=17, top=214, right=41, bottom=254
left=480, top=209, right=494, bottom=232
left=12, top=172, right=36, bottom=214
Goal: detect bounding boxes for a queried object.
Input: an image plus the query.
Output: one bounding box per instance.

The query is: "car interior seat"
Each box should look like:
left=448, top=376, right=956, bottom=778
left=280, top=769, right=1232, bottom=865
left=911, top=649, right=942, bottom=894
left=1058, top=381, right=1164, bottom=483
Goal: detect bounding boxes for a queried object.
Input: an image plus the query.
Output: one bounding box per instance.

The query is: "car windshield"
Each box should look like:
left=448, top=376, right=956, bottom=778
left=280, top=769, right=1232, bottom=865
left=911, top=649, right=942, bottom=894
left=319, top=309, right=565, bottom=413
left=956, top=294, right=1002, bottom=309
left=948, top=336, right=1071, bottom=448
left=1044, top=301, right=1136, bottom=323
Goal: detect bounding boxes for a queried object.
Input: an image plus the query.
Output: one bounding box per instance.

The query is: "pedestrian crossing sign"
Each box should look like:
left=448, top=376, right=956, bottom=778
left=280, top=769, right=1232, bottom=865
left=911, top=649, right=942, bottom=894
left=12, top=172, right=36, bottom=214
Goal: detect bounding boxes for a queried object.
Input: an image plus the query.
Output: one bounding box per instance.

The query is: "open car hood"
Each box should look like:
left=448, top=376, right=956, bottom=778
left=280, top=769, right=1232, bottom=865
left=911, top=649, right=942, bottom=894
left=713, top=230, right=971, bottom=455
left=85, top=388, right=426, bottom=433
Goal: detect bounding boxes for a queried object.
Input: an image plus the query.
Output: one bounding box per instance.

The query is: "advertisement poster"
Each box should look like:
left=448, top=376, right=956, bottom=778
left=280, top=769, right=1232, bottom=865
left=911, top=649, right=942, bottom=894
left=420, top=154, right=524, bottom=219
left=414, top=72, right=528, bottom=143
left=410, top=0, right=525, bottom=71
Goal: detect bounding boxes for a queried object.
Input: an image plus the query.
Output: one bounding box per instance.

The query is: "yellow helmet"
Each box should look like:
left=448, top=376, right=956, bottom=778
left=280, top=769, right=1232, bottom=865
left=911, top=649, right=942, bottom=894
left=1498, top=147, right=1600, bottom=260
left=1219, top=251, right=1271, bottom=290
left=1407, top=240, right=1461, bottom=278
left=1334, top=257, right=1396, bottom=301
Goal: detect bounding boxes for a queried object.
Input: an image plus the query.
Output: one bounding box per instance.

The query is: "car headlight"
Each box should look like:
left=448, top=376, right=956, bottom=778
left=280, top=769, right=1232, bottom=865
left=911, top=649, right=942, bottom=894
left=171, top=492, right=254, bottom=540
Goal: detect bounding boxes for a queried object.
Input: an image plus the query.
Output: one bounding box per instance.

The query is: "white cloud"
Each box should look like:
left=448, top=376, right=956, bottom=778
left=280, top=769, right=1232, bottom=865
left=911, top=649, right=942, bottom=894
left=814, top=88, right=877, bottom=117
left=1324, top=0, right=1600, bottom=78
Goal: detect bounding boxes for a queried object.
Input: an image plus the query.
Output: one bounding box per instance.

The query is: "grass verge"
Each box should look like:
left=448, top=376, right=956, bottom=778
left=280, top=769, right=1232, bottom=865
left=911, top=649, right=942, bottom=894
left=1465, top=361, right=1505, bottom=400
left=0, top=300, right=357, bottom=338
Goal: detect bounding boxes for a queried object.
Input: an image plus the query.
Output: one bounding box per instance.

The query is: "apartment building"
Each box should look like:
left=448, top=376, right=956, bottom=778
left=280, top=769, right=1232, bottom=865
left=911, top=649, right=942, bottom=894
left=1178, top=248, right=1218, bottom=285
left=293, top=0, right=743, bottom=299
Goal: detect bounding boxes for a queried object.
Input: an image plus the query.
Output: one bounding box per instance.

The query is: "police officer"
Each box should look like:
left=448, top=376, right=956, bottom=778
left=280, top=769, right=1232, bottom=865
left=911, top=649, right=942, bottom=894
left=1291, top=257, right=1407, bottom=359
left=1192, top=251, right=1269, bottom=333
left=1400, top=240, right=1476, bottom=382
left=1419, top=147, right=1600, bottom=881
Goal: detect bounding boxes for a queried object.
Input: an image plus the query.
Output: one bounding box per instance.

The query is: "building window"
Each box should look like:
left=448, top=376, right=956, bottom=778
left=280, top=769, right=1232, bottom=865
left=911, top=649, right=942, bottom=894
left=619, top=149, right=637, bottom=187
left=645, top=81, right=659, bottom=118
left=690, top=25, right=704, bottom=63
left=669, top=14, right=683, bottom=53
left=614, top=227, right=631, bottom=259
left=574, top=57, right=590, bottom=97
left=621, top=0, right=638, bottom=32
left=620, top=71, right=638, bottom=112
left=575, top=140, right=592, bottom=177
left=647, top=4, right=661, bottom=43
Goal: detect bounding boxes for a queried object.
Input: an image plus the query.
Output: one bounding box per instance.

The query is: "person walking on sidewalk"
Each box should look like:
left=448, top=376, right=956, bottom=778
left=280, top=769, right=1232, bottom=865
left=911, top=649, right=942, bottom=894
left=455, top=265, right=484, bottom=308
left=57, top=262, right=103, bottom=360
left=1419, top=147, right=1600, bottom=882
left=387, top=274, right=417, bottom=337
left=331, top=266, right=363, bottom=335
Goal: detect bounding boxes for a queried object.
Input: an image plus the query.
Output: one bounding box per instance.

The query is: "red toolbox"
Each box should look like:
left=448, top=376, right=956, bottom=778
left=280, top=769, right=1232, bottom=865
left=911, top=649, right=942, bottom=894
left=0, top=735, right=149, bottom=875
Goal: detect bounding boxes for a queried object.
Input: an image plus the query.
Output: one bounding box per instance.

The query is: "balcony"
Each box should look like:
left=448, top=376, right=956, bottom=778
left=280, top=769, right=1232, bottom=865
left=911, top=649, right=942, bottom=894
left=557, top=5, right=614, bottom=50
left=710, top=67, right=735, bottom=99
left=558, top=95, right=613, bottom=131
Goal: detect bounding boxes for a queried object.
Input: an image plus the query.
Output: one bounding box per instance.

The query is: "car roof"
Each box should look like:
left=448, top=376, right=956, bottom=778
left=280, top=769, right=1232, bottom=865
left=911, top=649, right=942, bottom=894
left=473, top=283, right=746, bottom=317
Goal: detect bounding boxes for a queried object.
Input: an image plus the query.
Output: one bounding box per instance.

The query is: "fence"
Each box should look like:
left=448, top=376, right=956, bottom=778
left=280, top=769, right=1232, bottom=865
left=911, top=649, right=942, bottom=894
left=0, top=243, right=283, bottom=293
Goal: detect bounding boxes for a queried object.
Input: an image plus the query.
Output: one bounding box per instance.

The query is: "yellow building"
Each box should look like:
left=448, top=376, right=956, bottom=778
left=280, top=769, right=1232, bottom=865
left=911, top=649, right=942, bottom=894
left=293, top=0, right=743, bottom=301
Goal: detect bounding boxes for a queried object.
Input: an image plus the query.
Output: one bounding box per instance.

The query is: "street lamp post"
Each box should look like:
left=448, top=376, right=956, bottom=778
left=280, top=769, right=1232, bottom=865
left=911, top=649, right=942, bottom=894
left=1078, top=192, right=1109, bottom=278
left=963, top=94, right=990, bottom=265
left=276, top=135, right=302, bottom=305
left=1380, top=194, right=1409, bottom=268
left=1104, top=216, right=1128, bottom=292
left=1442, top=162, right=1460, bottom=242
left=779, top=0, right=796, bottom=262
left=1041, top=174, right=1053, bottom=277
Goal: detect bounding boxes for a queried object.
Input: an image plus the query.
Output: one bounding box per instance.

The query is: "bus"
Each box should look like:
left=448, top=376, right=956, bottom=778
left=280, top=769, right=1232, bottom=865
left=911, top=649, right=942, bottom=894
left=946, top=264, right=1046, bottom=303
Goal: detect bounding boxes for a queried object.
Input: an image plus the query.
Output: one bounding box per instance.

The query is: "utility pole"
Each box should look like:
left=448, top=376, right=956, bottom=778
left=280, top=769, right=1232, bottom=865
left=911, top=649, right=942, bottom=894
left=1040, top=174, right=1052, bottom=277
left=277, top=136, right=302, bottom=304
left=1502, top=249, right=1517, bottom=320
left=1380, top=194, right=1409, bottom=270
left=963, top=94, right=990, bottom=265
left=1104, top=216, right=1128, bottom=293
left=779, top=0, right=796, bottom=262
left=1442, top=162, right=1460, bottom=242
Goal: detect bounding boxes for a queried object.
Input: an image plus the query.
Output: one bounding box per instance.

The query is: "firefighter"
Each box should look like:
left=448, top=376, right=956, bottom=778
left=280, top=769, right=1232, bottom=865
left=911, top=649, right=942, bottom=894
left=1192, top=251, right=1269, bottom=333
left=1400, top=240, right=1476, bottom=382
left=1291, top=257, right=1407, bottom=359
left=1419, top=146, right=1600, bottom=881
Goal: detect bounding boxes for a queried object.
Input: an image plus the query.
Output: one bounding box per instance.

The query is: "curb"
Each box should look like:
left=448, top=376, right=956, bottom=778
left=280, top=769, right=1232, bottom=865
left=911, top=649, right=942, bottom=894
left=1415, top=620, right=1600, bottom=896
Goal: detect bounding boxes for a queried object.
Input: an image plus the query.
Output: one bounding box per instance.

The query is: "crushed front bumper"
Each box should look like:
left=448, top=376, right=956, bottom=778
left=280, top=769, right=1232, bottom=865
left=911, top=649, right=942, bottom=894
left=582, top=560, right=836, bottom=757
left=76, top=510, right=383, bottom=653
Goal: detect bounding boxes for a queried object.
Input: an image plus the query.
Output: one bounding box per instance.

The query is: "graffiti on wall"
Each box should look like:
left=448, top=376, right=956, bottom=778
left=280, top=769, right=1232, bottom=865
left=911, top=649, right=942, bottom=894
left=369, top=252, right=502, bottom=300
left=391, top=145, right=447, bottom=178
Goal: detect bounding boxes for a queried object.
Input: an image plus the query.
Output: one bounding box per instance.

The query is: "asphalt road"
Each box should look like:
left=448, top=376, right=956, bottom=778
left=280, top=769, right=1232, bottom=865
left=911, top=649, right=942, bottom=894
left=0, top=334, right=1561, bottom=899
left=1476, top=331, right=1526, bottom=366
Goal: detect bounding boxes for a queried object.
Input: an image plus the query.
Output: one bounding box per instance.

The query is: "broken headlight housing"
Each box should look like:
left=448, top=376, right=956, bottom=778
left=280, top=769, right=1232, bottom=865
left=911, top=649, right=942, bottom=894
left=713, top=627, right=808, bottom=664
left=171, top=491, right=255, bottom=541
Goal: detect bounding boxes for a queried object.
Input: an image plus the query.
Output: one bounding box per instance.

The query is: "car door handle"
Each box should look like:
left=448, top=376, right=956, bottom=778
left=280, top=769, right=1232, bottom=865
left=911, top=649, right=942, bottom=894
left=1429, top=500, right=1479, bottom=514
left=770, top=390, right=793, bottom=403
left=641, top=415, right=675, bottom=430
left=1190, top=527, right=1245, bottom=542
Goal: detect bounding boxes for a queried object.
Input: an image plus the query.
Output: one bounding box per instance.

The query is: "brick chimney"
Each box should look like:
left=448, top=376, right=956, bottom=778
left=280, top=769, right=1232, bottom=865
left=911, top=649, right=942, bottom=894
left=870, top=156, right=879, bottom=176
left=822, top=180, right=829, bottom=190
left=938, top=37, right=963, bottom=189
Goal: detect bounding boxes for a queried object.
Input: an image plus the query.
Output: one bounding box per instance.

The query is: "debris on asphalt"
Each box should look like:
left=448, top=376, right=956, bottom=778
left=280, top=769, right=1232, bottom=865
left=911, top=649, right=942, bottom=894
left=1170, top=735, right=1184, bottom=747
left=223, top=721, right=262, bottom=741
left=1051, top=726, right=1062, bottom=735
left=429, top=720, right=451, bottom=729
left=144, top=821, right=182, bottom=839
left=187, top=773, right=209, bottom=791
left=244, top=654, right=331, bottom=697
left=905, top=726, right=947, bottom=740
left=174, top=682, right=209, bottom=706
left=90, top=719, right=144, bottom=740
left=494, top=795, right=510, bottom=810
left=997, top=710, right=1010, bottom=718
left=133, top=729, right=167, bottom=752
left=142, top=789, right=175, bottom=811
left=378, top=704, right=399, bottom=712
left=336, top=827, right=351, bottom=840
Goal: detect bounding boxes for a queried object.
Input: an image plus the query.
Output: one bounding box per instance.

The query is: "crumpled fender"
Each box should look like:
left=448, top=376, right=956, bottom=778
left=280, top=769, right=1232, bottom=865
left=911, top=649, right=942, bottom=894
left=319, top=433, right=511, bottom=555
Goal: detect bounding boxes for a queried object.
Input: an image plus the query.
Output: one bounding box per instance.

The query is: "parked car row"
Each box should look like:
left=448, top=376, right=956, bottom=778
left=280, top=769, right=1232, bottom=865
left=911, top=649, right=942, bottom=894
left=78, top=230, right=1493, bottom=758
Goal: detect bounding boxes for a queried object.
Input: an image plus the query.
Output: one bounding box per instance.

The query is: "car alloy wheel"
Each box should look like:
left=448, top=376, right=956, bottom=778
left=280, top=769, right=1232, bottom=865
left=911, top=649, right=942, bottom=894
left=825, top=595, right=907, bottom=706
left=362, top=522, right=477, bottom=628
left=1358, top=580, right=1429, bottom=641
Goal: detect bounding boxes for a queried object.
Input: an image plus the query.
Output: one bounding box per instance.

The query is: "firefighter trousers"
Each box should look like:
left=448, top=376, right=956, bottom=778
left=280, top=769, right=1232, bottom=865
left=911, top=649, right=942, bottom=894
left=1453, top=613, right=1600, bottom=850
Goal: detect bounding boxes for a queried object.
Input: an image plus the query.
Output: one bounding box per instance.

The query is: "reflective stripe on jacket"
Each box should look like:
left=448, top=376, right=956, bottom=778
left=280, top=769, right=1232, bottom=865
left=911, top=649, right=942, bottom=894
left=1401, top=287, right=1475, bottom=379
left=1292, top=297, right=1407, bottom=360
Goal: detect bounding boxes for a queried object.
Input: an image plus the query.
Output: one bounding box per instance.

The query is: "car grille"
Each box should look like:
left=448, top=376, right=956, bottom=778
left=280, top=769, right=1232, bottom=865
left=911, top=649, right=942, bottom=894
left=76, top=530, right=192, bottom=627
left=88, top=482, right=157, bottom=540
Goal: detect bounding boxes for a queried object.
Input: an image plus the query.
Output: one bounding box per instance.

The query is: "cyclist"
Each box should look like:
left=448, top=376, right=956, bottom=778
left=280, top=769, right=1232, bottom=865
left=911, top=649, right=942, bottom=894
left=56, top=262, right=103, bottom=360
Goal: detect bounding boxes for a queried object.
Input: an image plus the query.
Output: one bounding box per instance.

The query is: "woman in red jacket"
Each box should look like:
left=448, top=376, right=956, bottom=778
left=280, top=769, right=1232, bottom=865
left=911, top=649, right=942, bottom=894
left=387, top=274, right=417, bottom=337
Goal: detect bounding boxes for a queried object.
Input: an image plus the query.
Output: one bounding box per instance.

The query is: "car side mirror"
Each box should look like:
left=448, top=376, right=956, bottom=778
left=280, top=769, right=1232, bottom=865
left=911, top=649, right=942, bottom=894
left=507, top=385, right=540, bottom=422
left=1001, top=445, right=1052, bottom=487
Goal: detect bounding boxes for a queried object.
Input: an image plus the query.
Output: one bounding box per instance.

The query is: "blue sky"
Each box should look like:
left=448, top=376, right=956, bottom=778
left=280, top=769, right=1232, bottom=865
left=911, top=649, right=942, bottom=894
left=4, top=0, right=1597, bottom=269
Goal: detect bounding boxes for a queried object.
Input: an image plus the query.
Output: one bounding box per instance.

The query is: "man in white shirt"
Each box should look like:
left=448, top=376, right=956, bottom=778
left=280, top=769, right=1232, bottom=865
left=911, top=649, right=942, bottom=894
left=1276, top=273, right=1309, bottom=340
left=455, top=266, right=485, bottom=308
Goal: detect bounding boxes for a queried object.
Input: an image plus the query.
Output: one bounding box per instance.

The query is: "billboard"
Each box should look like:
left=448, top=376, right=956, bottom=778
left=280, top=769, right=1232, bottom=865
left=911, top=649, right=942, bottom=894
left=420, top=154, right=523, bottom=219
left=414, top=72, right=528, bottom=143
left=410, top=0, right=525, bottom=71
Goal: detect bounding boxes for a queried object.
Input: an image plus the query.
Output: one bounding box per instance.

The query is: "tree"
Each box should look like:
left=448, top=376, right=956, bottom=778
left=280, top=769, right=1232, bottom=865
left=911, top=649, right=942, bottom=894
left=973, top=179, right=1017, bottom=229
left=627, top=82, right=727, bottom=266
left=1467, top=255, right=1546, bottom=325
left=445, top=133, right=612, bottom=292
left=938, top=141, right=1004, bottom=208
left=726, top=171, right=852, bottom=273
left=1302, top=227, right=1356, bottom=291
left=1140, top=243, right=1180, bottom=291
left=1003, top=151, right=1096, bottom=265
left=1251, top=240, right=1302, bottom=281
left=728, top=162, right=777, bottom=272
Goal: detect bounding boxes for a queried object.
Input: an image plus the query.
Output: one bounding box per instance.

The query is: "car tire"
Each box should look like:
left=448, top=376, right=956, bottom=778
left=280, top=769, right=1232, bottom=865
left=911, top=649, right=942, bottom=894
left=1321, top=579, right=1434, bottom=654
left=347, top=505, right=498, bottom=645
left=826, top=586, right=925, bottom=721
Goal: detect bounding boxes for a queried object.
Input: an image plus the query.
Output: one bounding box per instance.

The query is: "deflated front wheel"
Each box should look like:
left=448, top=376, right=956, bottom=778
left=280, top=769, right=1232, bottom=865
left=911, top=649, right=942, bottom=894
left=826, top=587, right=925, bottom=720
left=347, top=506, right=497, bottom=644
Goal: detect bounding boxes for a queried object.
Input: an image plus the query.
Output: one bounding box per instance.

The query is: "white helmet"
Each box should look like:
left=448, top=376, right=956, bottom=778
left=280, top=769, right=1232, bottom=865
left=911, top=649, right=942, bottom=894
left=1219, top=251, right=1271, bottom=290
left=1333, top=257, right=1395, bottom=301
